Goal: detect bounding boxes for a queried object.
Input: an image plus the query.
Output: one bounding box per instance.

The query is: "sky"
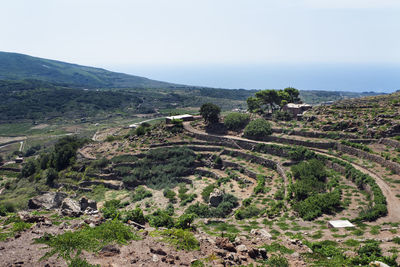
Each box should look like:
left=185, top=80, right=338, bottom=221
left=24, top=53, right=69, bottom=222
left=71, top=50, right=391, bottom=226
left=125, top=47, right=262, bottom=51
left=1, top=0, right=400, bottom=91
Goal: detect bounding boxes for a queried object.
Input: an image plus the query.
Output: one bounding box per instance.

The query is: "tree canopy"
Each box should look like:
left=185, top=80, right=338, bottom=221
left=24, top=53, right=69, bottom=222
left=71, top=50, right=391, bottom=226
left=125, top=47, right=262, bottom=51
left=247, top=87, right=300, bottom=114
left=199, top=103, right=221, bottom=124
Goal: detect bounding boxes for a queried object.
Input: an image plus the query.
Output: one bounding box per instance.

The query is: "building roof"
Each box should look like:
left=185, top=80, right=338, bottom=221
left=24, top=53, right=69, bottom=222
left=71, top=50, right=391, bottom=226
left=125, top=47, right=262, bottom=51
left=166, top=114, right=193, bottom=120
left=286, top=103, right=312, bottom=109
left=328, top=220, right=355, bottom=228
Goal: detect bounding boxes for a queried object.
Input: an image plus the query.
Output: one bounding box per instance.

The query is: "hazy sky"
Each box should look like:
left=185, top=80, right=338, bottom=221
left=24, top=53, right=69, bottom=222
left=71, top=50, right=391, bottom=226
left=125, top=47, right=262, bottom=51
left=2, top=0, right=400, bottom=90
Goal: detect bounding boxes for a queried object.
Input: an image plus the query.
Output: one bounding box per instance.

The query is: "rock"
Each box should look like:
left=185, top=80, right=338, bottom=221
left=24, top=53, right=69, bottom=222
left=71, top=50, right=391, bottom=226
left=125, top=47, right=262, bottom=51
left=18, top=211, right=45, bottom=223
left=236, top=244, right=248, bottom=253
left=209, top=188, right=224, bottom=207
left=369, top=261, right=390, bottom=267
left=162, top=255, right=175, bottom=264
left=100, top=245, right=120, bottom=257
left=79, top=196, right=97, bottom=212
left=28, top=192, right=67, bottom=210
left=150, top=247, right=167, bottom=256
left=216, top=237, right=236, bottom=252
left=60, top=198, right=82, bottom=217
left=248, top=248, right=259, bottom=259
left=259, top=248, right=268, bottom=259
left=152, top=255, right=159, bottom=262
left=250, top=229, right=272, bottom=239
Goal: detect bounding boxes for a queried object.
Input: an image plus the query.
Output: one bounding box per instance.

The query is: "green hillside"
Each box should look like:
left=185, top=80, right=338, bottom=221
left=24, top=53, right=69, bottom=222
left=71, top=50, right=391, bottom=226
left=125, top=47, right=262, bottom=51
left=0, top=51, right=180, bottom=88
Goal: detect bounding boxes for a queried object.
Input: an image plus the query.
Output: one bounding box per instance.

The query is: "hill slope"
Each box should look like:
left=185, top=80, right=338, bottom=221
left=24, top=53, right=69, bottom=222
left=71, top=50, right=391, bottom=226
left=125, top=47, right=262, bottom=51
left=0, top=51, right=181, bottom=88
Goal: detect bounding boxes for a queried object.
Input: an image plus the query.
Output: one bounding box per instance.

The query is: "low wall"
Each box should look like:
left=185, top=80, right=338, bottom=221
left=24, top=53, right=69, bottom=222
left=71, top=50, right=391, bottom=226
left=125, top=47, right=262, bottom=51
left=380, top=138, right=400, bottom=149
left=272, top=128, right=359, bottom=139
left=336, top=144, right=400, bottom=175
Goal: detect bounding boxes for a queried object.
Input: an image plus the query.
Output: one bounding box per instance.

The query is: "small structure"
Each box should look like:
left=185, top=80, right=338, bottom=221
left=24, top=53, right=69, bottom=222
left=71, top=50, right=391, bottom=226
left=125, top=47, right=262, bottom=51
left=128, top=123, right=138, bottom=129
left=15, top=157, right=24, bottom=163
left=166, top=114, right=194, bottom=124
left=283, top=103, right=312, bottom=118
left=328, top=220, right=355, bottom=228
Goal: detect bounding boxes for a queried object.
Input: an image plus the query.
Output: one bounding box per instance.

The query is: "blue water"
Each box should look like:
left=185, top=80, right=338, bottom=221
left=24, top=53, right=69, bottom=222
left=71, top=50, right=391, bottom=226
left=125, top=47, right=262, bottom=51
left=111, top=63, right=400, bottom=93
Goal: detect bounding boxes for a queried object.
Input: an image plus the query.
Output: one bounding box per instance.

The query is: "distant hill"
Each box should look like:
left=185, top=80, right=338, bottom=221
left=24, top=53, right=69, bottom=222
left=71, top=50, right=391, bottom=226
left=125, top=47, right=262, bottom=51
left=0, top=51, right=182, bottom=89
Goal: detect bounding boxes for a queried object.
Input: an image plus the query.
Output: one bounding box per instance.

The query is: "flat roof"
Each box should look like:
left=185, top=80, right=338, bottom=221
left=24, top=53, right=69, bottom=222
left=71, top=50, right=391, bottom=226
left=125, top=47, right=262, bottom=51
left=328, top=220, right=355, bottom=228
left=166, top=114, right=193, bottom=120
left=286, top=103, right=312, bottom=108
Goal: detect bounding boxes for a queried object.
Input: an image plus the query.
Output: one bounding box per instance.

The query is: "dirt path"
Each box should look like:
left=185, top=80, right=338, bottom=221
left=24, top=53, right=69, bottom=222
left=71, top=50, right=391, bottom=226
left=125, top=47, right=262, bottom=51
left=183, top=122, right=400, bottom=223
left=310, top=148, right=400, bottom=223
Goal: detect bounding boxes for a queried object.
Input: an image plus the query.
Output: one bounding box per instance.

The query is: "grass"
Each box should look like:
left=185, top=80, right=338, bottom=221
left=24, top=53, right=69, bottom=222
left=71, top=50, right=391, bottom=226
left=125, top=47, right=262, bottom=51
left=261, top=242, right=294, bottom=254
left=34, top=219, right=139, bottom=261
left=150, top=228, right=199, bottom=251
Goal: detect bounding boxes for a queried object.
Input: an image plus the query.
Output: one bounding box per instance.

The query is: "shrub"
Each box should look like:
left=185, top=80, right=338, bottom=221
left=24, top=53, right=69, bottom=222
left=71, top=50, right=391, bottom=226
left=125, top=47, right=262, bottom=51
left=243, top=119, right=272, bottom=140
left=131, top=186, right=152, bottom=202
left=224, top=113, right=250, bottom=131
left=123, top=207, right=146, bottom=225
left=163, top=189, right=177, bottom=203
left=101, top=200, right=121, bottom=219
left=175, top=213, right=196, bottom=229
left=273, top=110, right=292, bottom=121
left=123, top=147, right=196, bottom=189
left=68, top=257, right=100, bottom=267
left=44, top=168, right=58, bottom=186
left=34, top=219, right=139, bottom=261
left=254, top=174, right=266, bottom=194
left=201, top=184, right=216, bottom=202
left=266, top=255, right=289, bottom=267
left=21, top=160, right=36, bottom=177
left=234, top=205, right=261, bottom=220
left=148, top=209, right=175, bottom=228
left=185, top=194, right=238, bottom=218
left=151, top=228, right=200, bottom=250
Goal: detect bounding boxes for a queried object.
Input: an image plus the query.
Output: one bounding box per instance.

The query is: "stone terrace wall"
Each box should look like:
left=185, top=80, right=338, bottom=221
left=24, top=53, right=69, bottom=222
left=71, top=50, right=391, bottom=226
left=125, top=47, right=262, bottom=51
left=336, top=143, right=400, bottom=175
left=272, top=128, right=359, bottom=139
left=380, top=138, right=400, bottom=149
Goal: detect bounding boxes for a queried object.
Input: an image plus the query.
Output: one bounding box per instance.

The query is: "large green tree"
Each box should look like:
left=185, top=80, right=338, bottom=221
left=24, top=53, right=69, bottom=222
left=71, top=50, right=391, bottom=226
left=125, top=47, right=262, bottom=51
left=200, top=103, right=221, bottom=124
left=247, top=87, right=300, bottom=114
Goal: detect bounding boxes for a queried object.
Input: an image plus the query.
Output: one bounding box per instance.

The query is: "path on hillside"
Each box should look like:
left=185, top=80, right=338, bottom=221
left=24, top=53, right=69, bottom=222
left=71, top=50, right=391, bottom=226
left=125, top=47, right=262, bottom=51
left=183, top=122, right=400, bottom=222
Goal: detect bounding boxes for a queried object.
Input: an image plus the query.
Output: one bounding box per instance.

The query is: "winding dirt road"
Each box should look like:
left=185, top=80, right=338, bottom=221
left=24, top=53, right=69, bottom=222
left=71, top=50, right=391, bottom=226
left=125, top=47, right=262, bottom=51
left=183, top=122, right=400, bottom=222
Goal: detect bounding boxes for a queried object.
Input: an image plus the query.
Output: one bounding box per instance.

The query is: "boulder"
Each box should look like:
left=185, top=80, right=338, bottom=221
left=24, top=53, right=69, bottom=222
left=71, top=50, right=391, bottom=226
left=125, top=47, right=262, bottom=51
left=18, top=211, right=45, bottom=223
left=100, top=245, right=120, bottom=257
left=369, top=261, right=390, bottom=267
left=79, top=196, right=97, bottom=212
left=216, top=237, right=236, bottom=252
left=209, top=188, right=224, bottom=207
left=236, top=244, right=248, bottom=253
left=28, top=192, right=67, bottom=210
left=60, top=198, right=82, bottom=217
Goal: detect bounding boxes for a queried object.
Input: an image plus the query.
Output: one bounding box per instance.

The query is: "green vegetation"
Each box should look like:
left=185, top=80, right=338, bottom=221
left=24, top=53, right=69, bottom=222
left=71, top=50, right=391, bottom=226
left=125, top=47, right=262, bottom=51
left=289, top=159, right=342, bottom=220
left=341, top=140, right=372, bottom=153
left=34, top=219, right=139, bottom=262
left=131, top=186, right=152, bottom=202
left=185, top=194, right=238, bottom=218
left=247, top=87, right=300, bottom=114
left=223, top=112, right=250, bottom=131
left=122, top=147, right=196, bottom=189
left=150, top=228, right=199, bottom=251
left=199, top=103, right=221, bottom=124
left=243, top=118, right=272, bottom=140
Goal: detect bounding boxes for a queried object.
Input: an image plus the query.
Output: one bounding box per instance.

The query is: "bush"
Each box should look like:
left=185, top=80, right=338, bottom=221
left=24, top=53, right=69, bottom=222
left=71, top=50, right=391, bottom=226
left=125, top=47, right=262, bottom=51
left=163, top=189, right=177, bottom=203
left=254, top=175, right=266, bottom=194
left=199, top=103, right=221, bottom=124
left=185, top=194, right=238, bottom=218
left=131, top=186, right=152, bottom=202
left=148, top=209, right=175, bottom=228
left=123, top=207, right=146, bottom=225
left=21, top=160, right=36, bottom=177
left=175, top=213, right=196, bottom=229
left=273, top=110, right=292, bottom=121
left=68, top=257, right=100, bottom=267
left=234, top=205, right=261, bottom=220
left=34, top=219, right=139, bottom=261
left=123, top=147, right=196, bottom=189
left=44, top=168, right=58, bottom=186
left=151, top=228, right=200, bottom=251
left=201, top=184, right=216, bottom=202
left=243, top=119, right=272, bottom=140
left=101, top=200, right=121, bottom=219
left=224, top=113, right=250, bottom=131
left=266, top=255, right=289, bottom=267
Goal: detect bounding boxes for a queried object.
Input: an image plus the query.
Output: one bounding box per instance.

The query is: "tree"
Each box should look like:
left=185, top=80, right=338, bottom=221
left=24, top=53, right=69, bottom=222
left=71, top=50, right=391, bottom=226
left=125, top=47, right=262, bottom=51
left=0, top=155, right=3, bottom=165
left=246, top=97, right=261, bottom=113
left=255, top=90, right=279, bottom=113
left=21, top=160, right=36, bottom=177
left=243, top=119, right=272, bottom=140
left=200, top=103, right=221, bottom=124
left=283, top=87, right=300, bottom=103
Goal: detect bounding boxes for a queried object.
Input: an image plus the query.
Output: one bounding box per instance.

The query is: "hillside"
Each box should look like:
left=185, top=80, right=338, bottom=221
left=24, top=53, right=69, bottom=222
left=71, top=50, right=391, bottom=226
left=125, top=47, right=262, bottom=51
left=0, top=51, right=181, bottom=89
